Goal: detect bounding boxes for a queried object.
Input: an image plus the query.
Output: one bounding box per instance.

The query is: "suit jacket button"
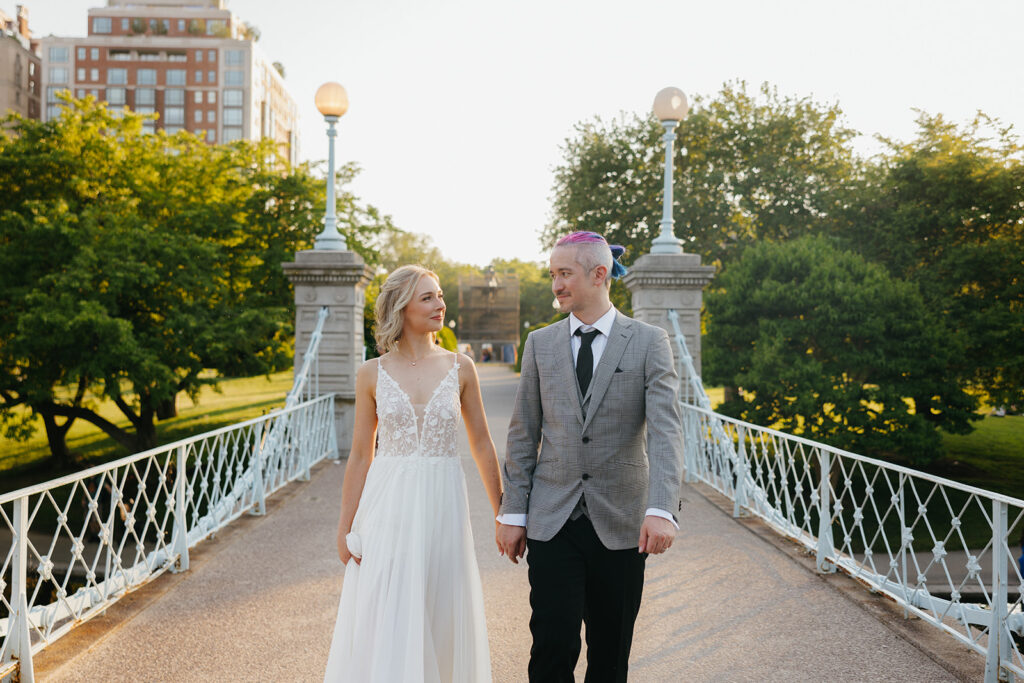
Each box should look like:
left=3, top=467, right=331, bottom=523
left=582, top=473, right=590, bottom=480
left=582, top=436, right=590, bottom=443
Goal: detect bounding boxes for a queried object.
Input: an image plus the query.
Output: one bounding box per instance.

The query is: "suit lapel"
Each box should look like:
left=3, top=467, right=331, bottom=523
left=582, top=313, right=632, bottom=432
left=556, top=319, right=585, bottom=426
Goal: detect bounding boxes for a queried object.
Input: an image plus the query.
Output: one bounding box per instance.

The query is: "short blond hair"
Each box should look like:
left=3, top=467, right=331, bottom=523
left=374, top=265, right=440, bottom=353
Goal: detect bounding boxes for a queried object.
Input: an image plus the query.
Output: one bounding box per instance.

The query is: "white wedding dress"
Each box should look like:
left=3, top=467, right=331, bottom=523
left=324, top=354, right=492, bottom=682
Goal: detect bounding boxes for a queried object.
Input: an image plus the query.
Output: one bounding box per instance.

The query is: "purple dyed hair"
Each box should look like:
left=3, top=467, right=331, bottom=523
left=554, top=231, right=628, bottom=279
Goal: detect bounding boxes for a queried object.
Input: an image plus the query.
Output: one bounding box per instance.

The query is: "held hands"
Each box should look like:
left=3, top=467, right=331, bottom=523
left=638, top=515, right=676, bottom=554
left=496, top=523, right=527, bottom=564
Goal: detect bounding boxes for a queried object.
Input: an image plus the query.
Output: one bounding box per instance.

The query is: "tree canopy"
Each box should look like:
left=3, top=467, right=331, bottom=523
left=544, top=81, right=859, bottom=268
left=705, top=237, right=977, bottom=465
left=833, top=112, right=1024, bottom=409
left=0, top=96, right=390, bottom=463
left=547, top=81, right=1024, bottom=462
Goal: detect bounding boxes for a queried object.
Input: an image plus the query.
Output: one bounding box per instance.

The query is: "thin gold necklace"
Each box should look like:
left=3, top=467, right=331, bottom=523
left=395, top=347, right=430, bottom=366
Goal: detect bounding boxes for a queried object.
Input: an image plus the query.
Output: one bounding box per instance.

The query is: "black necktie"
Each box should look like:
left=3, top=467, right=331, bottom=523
left=575, top=328, right=600, bottom=396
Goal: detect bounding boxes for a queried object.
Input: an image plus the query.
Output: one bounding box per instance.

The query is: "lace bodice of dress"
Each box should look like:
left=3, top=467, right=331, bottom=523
left=375, top=356, right=461, bottom=458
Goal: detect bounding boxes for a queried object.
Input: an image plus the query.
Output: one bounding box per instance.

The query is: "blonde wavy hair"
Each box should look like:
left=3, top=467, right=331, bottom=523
left=373, top=265, right=441, bottom=354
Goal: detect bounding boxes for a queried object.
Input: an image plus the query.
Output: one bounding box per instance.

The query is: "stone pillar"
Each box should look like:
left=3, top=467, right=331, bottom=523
left=282, top=250, right=373, bottom=456
left=622, top=252, right=715, bottom=375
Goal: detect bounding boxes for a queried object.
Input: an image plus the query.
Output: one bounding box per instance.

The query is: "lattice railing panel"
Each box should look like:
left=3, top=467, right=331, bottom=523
left=666, top=310, right=1023, bottom=682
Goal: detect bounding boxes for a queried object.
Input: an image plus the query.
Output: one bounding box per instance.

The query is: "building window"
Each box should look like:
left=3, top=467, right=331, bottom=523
left=139, top=52, right=160, bottom=62
left=223, top=89, right=243, bottom=106
left=206, top=19, right=226, bottom=36
left=207, top=110, right=216, bottom=123
left=107, top=68, right=127, bottom=85
left=46, top=86, right=61, bottom=103
left=49, top=47, right=69, bottom=63
left=225, top=49, right=245, bottom=66
left=208, top=49, right=216, bottom=61
left=77, top=68, right=86, bottom=81
left=167, top=69, right=186, bottom=86
left=135, top=88, right=155, bottom=106
left=90, top=89, right=99, bottom=98
left=165, top=108, right=184, bottom=125
left=142, top=121, right=155, bottom=134
left=168, top=52, right=187, bottom=63
left=91, top=68, right=99, bottom=81
left=110, top=50, right=130, bottom=61
left=150, top=19, right=169, bottom=34
left=121, top=18, right=129, bottom=31
left=223, top=127, right=242, bottom=142
left=49, top=68, right=69, bottom=84
left=91, top=47, right=99, bottom=60
left=137, top=69, right=157, bottom=85
left=135, top=106, right=154, bottom=115
left=207, top=70, right=216, bottom=84
left=194, top=70, right=203, bottom=83
left=223, top=108, right=243, bottom=126
left=77, top=47, right=86, bottom=60
left=76, top=88, right=86, bottom=98
left=206, top=130, right=215, bottom=143
left=177, top=19, right=185, bottom=32
left=47, top=104, right=61, bottom=119
left=194, top=90, right=203, bottom=103
left=165, top=88, right=184, bottom=105
left=225, top=70, right=244, bottom=86
left=92, top=17, right=112, bottom=34
left=207, top=91, right=216, bottom=104
left=196, top=50, right=203, bottom=62
left=107, top=87, right=126, bottom=105
left=166, top=126, right=183, bottom=135
left=194, top=109, right=203, bottom=123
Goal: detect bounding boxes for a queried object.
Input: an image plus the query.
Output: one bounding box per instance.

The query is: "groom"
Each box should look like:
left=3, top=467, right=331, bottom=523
left=497, top=231, right=684, bottom=682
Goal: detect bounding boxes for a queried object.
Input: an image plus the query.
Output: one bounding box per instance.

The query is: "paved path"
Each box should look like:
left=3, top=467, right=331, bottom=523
left=35, top=364, right=983, bottom=681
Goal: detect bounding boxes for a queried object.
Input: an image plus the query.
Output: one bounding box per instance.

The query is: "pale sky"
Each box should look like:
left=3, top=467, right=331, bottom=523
left=21, top=0, right=1024, bottom=266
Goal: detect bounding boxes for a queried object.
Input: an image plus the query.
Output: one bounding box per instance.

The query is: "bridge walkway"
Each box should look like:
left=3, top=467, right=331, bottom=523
left=34, top=364, right=983, bottom=681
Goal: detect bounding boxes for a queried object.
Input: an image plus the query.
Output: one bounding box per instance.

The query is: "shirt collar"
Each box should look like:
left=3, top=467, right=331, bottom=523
left=569, top=305, right=616, bottom=337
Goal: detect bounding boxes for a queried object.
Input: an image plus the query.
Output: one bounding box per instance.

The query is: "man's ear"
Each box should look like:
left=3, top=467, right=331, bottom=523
left=592, top=265, right=609, bottom=286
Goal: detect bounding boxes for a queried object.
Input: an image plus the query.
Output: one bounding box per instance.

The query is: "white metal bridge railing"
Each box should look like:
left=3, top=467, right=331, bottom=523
left=0, top=307, right=336, bottom=682
left=667, top=309, right=1024, bottom=683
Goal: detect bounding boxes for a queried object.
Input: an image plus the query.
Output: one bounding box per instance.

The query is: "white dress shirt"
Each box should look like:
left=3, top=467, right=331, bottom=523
left=498, top=305, right=678, bottom=530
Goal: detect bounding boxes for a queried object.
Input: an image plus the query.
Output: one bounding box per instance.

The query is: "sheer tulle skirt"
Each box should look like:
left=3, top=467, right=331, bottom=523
left=324, top=456, right=491, bottom=682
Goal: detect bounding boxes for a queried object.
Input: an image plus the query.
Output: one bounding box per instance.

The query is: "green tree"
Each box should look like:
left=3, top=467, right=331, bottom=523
left=705, top=236, right=977, bottom=466
left=834, top=113, right=1024, bottom=410
left=0, top=96, right=389, bottom=465
left=544, top=81, right=858, bottom=268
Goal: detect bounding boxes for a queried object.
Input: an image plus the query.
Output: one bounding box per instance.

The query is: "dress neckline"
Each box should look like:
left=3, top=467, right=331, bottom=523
left=377, top=355, right=460, bottom=446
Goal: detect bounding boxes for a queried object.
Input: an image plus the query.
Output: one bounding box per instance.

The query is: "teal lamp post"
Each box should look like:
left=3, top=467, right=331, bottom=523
left=314, top=81, right=350, bottom=250
left=650, top=87, right=689, bottom=254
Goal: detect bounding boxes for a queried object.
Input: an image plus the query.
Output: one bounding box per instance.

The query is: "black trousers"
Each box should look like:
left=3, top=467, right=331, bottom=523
left=526, top=516, right=646, bottom=683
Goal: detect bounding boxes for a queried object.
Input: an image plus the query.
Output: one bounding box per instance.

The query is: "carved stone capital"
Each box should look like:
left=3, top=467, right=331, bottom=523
left=281, top=249, right=373, bottom=288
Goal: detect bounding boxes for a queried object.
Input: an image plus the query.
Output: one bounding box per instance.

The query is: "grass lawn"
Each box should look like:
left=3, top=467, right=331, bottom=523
left=0, top=371, right=293, bottom=496
left=930, top=414, right=1024, bottom=500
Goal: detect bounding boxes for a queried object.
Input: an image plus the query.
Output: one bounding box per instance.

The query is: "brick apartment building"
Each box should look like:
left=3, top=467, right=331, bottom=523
left=0, top=4, right=41, bottom=120
left=39, top=0, right=298, bottom=163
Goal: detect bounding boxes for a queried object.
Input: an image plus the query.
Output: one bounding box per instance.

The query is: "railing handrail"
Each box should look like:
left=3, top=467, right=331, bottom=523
left=286, top=307, right=329, bottom=408
left=2, top=307, right=340, bottom=681
left=666, top=308, right=1023, bottom=682
left=0, top=393, right=336, bottom=506
left=0, top=307, right=333, bottom=507
left=680, top=401, right=1024, bottom=509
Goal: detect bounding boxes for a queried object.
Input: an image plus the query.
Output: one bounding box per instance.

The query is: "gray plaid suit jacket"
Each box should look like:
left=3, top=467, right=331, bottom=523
left=500, top=310, right=684, bottom=551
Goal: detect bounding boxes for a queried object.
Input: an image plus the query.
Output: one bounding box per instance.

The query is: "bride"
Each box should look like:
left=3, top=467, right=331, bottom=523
left=324, top=265, right=503, bottom=682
